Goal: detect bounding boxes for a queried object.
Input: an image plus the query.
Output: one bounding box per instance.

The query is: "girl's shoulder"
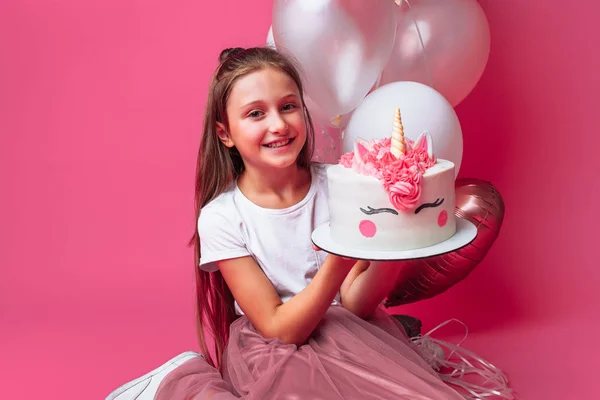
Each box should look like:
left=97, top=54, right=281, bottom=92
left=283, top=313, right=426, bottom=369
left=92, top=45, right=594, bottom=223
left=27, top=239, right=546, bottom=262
left=201, top=184, right=237, bottom=216
left=197, top=185, right=242, bottom=237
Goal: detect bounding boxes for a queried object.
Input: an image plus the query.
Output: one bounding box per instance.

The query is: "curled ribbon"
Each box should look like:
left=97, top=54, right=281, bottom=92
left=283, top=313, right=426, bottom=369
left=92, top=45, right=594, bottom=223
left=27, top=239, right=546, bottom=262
left=411, top=319, right=514, bottom=399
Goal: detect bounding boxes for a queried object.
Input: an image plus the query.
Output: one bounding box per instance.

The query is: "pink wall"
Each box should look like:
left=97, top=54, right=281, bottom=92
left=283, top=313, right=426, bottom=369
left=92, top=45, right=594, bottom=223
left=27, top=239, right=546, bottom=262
left=1, top=0, right=596, bottom=399
left=396, top=0, right=599, bottom=327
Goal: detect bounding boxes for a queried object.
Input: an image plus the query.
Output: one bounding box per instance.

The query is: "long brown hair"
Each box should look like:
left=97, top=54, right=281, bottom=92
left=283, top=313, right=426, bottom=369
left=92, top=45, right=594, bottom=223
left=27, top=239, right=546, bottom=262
left=188, top=46, right=315, bottom=371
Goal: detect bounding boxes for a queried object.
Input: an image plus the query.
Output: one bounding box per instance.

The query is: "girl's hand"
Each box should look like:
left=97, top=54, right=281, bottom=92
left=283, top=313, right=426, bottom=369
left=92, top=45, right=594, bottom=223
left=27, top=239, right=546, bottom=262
left=313, top=243, right=355, bottom=263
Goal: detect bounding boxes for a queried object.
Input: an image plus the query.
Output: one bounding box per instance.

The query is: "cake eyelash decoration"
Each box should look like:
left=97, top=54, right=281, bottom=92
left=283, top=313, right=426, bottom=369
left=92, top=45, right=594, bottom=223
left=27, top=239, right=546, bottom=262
left=414, top=198, right=444, bottom=214
left=360, top=206, right=399, bottom=215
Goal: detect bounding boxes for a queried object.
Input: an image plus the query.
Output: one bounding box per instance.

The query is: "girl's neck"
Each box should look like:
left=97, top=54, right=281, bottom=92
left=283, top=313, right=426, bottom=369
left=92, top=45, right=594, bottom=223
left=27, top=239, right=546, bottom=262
left=237, top=163, right=311, bottom=209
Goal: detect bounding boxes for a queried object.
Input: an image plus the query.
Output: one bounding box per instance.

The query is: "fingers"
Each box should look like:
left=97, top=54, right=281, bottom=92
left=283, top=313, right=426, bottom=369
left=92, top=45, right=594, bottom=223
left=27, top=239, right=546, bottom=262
left=313, top=242, right=360, bottom=263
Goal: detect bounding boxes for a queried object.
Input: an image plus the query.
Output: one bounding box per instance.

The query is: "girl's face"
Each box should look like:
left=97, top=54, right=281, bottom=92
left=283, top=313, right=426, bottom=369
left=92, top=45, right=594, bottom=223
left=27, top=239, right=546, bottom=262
left=217, top=67, right=307, bottom=173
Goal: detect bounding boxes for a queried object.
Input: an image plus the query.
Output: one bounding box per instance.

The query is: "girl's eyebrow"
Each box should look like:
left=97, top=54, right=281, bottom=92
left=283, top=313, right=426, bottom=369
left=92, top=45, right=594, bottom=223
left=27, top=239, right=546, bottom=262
left=239, top=93, right=299, bottom=110
left=239, top=99, right=264, bottom=110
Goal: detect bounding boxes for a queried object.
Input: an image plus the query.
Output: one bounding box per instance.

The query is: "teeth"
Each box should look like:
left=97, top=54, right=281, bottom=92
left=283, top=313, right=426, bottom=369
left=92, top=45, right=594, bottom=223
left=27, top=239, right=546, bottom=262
left=266, top=139, right=290, bottom=148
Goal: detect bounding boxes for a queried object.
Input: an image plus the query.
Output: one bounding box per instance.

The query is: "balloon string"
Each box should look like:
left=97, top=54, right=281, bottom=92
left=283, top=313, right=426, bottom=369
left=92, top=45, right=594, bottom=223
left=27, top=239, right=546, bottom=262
left=410, top=319, right=514, bottom=399
left=313, top=127, right=340, bottom=164
left=402, top=0, right=434, bottom=88
left=374, top=72, right=383, bottom=89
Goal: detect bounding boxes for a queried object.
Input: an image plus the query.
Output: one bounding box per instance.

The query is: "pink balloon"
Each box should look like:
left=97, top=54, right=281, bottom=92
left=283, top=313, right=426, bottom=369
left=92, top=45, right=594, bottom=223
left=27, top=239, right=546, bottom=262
left=380, top=0, right=491, bottom=107
left=384, top=178, right=505, bottom=307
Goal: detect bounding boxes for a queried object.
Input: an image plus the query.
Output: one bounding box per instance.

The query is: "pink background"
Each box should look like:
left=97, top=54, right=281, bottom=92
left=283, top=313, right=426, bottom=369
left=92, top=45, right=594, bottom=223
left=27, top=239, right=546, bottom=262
left=1, top=0, right=597, bottom=398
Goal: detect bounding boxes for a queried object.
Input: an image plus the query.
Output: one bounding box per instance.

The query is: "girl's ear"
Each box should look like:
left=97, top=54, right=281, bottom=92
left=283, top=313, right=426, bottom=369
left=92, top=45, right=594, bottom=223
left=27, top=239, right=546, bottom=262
left=216, top=122, right=235, bottom=148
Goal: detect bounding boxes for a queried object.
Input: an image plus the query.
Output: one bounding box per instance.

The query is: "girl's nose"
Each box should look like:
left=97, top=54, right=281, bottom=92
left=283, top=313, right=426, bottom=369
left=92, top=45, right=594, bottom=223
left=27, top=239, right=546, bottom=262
left=268, top=112, right=288, bottom=134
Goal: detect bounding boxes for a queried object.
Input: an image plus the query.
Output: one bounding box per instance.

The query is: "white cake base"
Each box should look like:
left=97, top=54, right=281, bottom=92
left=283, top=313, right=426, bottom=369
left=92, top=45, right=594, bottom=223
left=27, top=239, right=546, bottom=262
left=311, top=217, right=476, bottom=261
left=327, top=160, right=456, bottom=251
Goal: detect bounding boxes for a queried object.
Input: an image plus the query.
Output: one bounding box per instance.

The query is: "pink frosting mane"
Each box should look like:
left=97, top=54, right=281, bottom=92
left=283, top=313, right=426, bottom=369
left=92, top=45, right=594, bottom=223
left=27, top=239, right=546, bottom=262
left=339, top=134, right=435, bottom=211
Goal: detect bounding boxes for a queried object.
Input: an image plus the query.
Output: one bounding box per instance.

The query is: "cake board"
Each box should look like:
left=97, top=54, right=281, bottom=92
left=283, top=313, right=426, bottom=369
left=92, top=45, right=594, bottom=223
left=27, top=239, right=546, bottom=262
left=311, top=217, right=477, bottom=261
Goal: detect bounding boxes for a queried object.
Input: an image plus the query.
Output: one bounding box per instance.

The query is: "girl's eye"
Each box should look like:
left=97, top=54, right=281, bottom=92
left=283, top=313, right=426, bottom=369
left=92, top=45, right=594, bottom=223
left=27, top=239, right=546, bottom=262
left=248, top=110, right=263, bottom=118
left=282, top=103, right=297, bottom=111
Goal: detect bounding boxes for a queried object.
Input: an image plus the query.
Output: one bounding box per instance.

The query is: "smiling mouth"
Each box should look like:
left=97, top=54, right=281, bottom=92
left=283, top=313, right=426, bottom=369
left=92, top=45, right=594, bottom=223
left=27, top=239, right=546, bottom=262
left=263, top=138, right=294, bottom=148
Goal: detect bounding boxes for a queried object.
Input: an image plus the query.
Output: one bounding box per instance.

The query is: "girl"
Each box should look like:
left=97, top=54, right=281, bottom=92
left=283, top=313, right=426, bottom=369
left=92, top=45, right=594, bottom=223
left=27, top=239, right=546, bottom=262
left=155, top=46, right=464, bottom=399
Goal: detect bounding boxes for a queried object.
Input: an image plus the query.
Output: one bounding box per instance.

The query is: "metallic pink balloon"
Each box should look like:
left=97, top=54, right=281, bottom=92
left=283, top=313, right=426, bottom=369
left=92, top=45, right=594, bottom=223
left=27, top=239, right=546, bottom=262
left=379, top=0, right=491, bottom=107
left=384, top=178, right=505, bottom=307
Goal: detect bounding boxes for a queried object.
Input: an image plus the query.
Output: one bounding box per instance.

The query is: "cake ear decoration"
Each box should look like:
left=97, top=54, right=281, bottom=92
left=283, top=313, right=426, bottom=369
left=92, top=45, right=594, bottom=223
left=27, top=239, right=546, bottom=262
left=353, top=137, right=374, bottom=164
left=414, top=131, right=434, bottom=159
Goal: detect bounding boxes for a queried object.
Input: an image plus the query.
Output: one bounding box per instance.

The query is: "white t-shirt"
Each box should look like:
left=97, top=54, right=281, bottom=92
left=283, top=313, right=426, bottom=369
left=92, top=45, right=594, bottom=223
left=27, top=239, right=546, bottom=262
left=197, top=163, right=340, bottom=315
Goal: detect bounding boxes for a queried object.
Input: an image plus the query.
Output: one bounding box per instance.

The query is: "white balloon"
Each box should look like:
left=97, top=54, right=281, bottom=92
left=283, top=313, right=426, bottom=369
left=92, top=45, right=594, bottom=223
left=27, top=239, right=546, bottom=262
left=266, top=25, right=276, bottom=48
left=343, top=81, right=463, bottom=176
left=262, top=30, right=351, bottom=131
left=380, top=0, right=491, bottom=107
left=272, top=0, right=397, bottom=117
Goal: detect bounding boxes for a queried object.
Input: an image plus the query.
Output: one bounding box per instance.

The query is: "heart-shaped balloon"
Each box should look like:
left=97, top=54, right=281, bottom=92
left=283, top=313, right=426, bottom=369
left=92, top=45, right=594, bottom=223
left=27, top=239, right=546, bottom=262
left=384, top=178, right=505, bottom=307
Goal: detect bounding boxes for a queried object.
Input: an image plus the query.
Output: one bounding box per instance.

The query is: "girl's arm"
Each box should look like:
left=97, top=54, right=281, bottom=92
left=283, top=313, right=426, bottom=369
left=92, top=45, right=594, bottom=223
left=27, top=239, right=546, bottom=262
left=339, top=261, right=406, bottom=319
left=218, top=254, right=356, bottom=347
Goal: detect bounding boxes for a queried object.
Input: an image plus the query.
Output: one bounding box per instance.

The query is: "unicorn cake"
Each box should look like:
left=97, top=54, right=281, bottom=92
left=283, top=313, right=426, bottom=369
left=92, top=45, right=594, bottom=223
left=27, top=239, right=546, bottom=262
left=327, top=107, right=456, bottom=251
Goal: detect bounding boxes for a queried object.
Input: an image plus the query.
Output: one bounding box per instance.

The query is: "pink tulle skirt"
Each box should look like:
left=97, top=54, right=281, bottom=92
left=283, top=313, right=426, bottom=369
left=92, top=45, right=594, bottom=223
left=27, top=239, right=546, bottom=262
left=155, top=305, right=463, bottom=399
